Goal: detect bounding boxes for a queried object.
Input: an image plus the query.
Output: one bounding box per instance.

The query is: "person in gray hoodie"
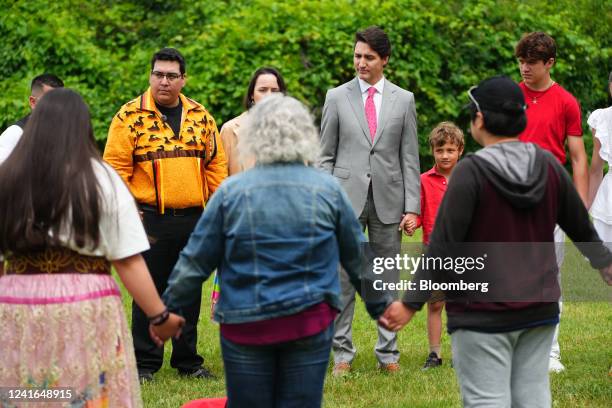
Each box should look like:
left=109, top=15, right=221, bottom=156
left=380, top=76, right=612, bottom=408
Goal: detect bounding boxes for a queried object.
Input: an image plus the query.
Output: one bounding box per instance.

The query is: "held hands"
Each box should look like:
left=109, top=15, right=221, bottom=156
left=378, top=301, right=416, bottom=332
left=600, top=264, right=612, bottom=286
left=149, top=313, right=186, bottom=347
left=399, top=213, right=418, bottom=236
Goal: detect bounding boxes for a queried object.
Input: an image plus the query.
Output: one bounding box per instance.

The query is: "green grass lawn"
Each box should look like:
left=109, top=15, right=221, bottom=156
left=119, top=230, right=612, bottom=407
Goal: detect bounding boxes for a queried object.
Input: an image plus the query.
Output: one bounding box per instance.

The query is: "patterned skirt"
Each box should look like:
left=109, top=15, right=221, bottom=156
left=0, top=270, right=142, bottom=407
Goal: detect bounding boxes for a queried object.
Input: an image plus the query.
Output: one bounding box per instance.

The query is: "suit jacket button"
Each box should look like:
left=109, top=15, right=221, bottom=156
left=366, top=173, right=370, bottom=178
left=370, top=150, right=374, bottom=155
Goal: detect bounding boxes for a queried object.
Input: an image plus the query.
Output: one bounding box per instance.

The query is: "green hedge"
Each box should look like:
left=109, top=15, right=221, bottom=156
left=1, top=0, right=610, bottom=169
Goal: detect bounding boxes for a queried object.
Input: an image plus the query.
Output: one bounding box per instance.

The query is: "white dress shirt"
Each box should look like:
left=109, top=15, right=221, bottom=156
left=0, top=124, right=23, bottom=164
left=358, top=77, right=384, bottom=123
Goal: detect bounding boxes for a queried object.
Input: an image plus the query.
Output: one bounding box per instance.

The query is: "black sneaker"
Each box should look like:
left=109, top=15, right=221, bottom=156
left=422, top=352, right=442, bottom=371
left=178, top=367, right=215, bottom=379
left=138, top=372, right=154, bottom=384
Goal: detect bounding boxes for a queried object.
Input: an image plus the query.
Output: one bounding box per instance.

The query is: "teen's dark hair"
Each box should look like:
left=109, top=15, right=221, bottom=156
left=151, top=47, right=186, bottom=74
left=355, top=26, right=391, bottom=59
left=0, top=88, right=104, bottom=254
left=469, top=104, right=527, bottom=137
left=515, top=32, right=556, bottom=63
left=30, top=73, right=64, bottom=94
left=244, top=67, right=287, bottom=109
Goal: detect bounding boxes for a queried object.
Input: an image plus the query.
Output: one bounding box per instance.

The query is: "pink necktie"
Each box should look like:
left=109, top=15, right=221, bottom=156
left=365, top=87, right=377, bottom=141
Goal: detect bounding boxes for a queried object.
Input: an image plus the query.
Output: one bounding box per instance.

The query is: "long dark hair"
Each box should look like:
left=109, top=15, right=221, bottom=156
left=244, top=67, right=287, bottom=109
left=0, top=88, right=103, bottom=253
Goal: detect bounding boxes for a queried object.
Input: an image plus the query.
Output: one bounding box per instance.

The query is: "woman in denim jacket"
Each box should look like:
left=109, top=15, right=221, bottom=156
left=160, top=95, right=391, bottom=408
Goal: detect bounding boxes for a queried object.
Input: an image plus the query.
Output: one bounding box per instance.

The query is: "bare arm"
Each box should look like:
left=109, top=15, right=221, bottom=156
left=219, top=122, right=236, bottom=176
left=567, top=135, right=589, bottom=207
left=114, top=254, right=184, bottom=345
left=113, top=254, right=165, bottom=316
left=588, top=133, right=604, bottom=209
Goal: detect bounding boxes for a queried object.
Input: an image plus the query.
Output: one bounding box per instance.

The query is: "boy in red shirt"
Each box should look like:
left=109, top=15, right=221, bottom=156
left=408, top=122, right=464, bottom=369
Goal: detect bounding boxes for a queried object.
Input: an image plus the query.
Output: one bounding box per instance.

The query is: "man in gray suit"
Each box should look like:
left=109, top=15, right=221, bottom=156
left=318, top=26, right=420, bottom=374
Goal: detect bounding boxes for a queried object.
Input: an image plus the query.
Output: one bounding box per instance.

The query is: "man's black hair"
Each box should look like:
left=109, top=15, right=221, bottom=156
left=355, top=26, right=391, bottom=60
left=151, top=48, right=186, bottom=75
left=30, top=74, right=64, bottom=94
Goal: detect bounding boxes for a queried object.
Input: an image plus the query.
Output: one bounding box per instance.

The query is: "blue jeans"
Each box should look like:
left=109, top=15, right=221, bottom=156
left=220, top=324, right=333, bottom=408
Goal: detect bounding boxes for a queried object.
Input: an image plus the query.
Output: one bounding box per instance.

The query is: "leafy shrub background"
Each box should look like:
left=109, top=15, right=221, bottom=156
left=1, top=0, right=610, bottom=169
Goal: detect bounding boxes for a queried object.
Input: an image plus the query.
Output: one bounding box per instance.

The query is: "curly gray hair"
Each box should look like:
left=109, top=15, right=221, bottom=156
left=238, top=95, right=319, bottom=165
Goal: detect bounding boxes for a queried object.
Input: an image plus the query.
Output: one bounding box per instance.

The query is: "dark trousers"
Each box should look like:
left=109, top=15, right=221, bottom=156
left=132, top=210, right=204, bottom=374
left=221, top=324, right=333, bottom=408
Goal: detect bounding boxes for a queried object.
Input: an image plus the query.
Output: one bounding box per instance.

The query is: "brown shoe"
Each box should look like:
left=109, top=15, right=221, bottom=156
left=379, top=362, right=401, bottom=373
left=332, top=362, right=351, bottom=376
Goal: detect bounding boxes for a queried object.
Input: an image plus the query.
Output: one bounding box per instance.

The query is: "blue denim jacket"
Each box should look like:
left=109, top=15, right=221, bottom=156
left=163, top=163, right=390, bottom=323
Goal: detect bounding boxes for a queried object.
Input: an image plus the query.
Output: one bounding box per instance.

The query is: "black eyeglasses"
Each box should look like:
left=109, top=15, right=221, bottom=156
left=467, top=86, right=481, bottom=112
left=151, top=71, right=183, bottom=82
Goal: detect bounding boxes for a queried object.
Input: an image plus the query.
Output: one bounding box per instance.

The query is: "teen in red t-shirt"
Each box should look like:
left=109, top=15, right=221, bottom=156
left=516, top=32, right=587, bottom=204
left=515, top=31, right=588, bottom=374
left=518, top=82, right=582, bottom=164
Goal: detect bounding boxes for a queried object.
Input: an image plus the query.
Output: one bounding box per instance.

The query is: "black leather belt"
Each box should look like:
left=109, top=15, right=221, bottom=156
left=140, top=204, right=203, bottom=217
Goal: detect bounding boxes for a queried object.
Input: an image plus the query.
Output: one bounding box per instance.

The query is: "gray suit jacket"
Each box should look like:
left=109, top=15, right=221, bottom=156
left=318, top=77, right=420, bottom=224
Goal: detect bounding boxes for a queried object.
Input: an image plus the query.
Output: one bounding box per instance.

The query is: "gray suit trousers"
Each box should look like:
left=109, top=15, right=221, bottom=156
left=333, top=186, right=401, bottom=365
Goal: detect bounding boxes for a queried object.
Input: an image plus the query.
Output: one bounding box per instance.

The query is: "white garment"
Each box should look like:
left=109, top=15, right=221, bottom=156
left=358, top=77, right=384, bottom=123
left=550, top=225, right=564, bottom=360
left=61, top=161, right=150, bottom=260
left=593, top=218, right=612, bottom=243
left=588, top=106, right=612, bottom=225
left=0, top=125, right=23, bottom=164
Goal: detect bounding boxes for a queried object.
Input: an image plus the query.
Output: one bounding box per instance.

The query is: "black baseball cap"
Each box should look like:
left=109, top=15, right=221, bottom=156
left=467, top=75, right=527, bottom=115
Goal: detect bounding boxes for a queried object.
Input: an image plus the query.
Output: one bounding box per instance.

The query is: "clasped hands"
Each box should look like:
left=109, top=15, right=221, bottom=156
left=399, top=212, right=418, bottom=236
left=149, top=312, right=185, bottom=347
left=600, top=264, right=612, bottom=286
left=377, top=301, right=417, bottom=332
